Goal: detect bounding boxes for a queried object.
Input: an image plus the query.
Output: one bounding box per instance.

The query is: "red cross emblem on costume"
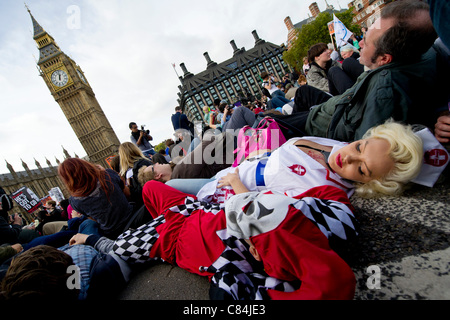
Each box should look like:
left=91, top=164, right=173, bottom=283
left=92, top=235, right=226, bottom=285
left=289, top=164, right=306, bottom=176
left=424, top=149, right=448, bottom=167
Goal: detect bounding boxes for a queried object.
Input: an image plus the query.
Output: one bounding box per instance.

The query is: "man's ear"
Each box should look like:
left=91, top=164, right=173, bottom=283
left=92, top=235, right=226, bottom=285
left=249, top=244, right=262, bottom=262
left=378, top=53, right=393, bottom=66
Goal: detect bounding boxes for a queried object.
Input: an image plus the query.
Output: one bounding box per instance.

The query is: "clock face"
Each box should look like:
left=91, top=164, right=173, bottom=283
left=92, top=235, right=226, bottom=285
left=77, top=69, right=87, bottom=83
left=51, top=70, right=69, bottom=87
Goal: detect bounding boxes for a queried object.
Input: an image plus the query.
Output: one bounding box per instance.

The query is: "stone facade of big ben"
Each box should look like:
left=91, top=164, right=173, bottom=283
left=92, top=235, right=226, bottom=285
left=27, top=9, right=120, bottom=168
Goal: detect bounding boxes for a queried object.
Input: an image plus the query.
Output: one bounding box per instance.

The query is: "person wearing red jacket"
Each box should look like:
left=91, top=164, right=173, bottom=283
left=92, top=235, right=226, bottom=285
left=223, top=187, right=356, bottom=300
left=110, top=180, right=357, bottom=299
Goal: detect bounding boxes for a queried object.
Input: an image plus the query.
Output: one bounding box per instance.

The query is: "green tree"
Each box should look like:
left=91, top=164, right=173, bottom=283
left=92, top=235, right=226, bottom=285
left=154, top=141, right=167, bottom=153
left=283, top=9, right=360, bottom=73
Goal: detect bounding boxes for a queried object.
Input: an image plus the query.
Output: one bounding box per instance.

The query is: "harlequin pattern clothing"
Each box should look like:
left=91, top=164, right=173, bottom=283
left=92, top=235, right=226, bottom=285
left=112, top=181, right=357, bottom=299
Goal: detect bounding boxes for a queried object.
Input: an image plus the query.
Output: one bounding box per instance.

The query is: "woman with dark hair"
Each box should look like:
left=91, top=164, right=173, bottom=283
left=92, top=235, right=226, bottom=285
left=306, top=43, right=341, bottom=93
left=58, top=158, right=141, bottom=239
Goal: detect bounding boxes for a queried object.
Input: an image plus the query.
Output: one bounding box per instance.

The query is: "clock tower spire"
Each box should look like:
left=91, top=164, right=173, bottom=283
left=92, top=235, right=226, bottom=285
left=27, top=5, right=62, bottom=64
left=27, top=7, right=121, bottom=168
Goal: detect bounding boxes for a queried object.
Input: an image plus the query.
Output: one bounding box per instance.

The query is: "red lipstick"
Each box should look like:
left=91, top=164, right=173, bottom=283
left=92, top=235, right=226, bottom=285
left=336, top=154, right=343, bottom=168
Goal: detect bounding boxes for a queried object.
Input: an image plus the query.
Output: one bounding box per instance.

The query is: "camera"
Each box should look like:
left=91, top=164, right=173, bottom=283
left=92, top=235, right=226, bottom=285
left=141, top=125, right=150, bottom=135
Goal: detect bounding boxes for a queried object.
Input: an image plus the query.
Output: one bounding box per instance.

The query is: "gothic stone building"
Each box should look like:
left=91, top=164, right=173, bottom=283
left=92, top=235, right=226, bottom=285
left=0, top=154, right=71, bottom=222
left=176, top=30, right=291, bottom=122
left=28, top=8, right=121, bottom=169
left=0, top=8, right=124, bottom=220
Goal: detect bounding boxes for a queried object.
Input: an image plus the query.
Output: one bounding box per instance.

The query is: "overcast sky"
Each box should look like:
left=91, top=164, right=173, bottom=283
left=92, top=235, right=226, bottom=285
left=0, top=0, right=346, bottom=175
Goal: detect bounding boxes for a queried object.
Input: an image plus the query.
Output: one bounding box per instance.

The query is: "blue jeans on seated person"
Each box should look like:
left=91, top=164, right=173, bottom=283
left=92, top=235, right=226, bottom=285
left=166, top=178, right=215, bottom=196
left=143, top=149, right=156, bottom=159
left=22, top=218, right=101, bottom=251
left=268, top=90, right=290, bottom=109
left=22, top=230, right=77, bottom=251
left=78, top=219, right=100, bottom=236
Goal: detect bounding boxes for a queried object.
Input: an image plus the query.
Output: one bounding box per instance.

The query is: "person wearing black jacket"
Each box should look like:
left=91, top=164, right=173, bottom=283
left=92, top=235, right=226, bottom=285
left=0, top=190, right=22, bottom=246
left=0, top=188, right=40, bottom=245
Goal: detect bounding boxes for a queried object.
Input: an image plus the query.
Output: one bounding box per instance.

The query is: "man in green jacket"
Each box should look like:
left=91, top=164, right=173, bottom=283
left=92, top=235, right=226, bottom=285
left=291, top=0, right=448, bottom=142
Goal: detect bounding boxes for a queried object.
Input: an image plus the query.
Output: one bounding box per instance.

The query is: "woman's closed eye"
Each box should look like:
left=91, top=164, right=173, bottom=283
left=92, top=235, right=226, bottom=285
left=356, top=143, right=365, bottom=175
left=358, top=166, right=365, bottom=176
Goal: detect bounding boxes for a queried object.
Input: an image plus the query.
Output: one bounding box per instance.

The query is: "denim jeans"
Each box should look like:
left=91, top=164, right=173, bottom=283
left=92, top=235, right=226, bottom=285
left=78, top=219, right=101, bottom=236
left=166, top=178, right=215, bottom=196
left=22, top=230, right=77, bottom=251
left=22, top=219, right=101, bottom=251
left=268, top=90, right=291, bottom=109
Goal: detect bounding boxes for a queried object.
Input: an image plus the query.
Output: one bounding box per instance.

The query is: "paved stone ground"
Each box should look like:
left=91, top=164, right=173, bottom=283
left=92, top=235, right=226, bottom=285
left=118, top=171, right=450, bottom=300
left=350, top=171, right=450, bottom=300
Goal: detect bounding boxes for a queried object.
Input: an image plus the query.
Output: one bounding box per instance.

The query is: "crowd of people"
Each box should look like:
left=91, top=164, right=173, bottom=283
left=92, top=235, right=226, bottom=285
left=0, top=0, right=449, bottom=301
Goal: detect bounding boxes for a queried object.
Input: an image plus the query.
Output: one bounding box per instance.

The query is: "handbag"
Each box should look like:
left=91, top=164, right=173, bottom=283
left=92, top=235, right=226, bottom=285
left=233, top=116, right=287, bottom=167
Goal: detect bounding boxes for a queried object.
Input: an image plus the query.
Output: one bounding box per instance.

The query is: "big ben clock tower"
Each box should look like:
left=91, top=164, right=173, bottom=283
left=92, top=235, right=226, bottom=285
left=27, top=7, right=121, bottom=168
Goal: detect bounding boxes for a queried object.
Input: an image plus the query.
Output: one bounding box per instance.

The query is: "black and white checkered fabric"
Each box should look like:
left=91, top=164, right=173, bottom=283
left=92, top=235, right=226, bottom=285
left=208, top=229, right=300, bottom=300
left=208, top=197, right=357, bottom=300
left=113, top=214, right=166, bottom=264
left=293, top=197, right=358, bottom=241
left=169, top=196, right=222, bottom=216
left=113, top=194, right=358, bottom=298
left=112, top=197, right=222, bottom=264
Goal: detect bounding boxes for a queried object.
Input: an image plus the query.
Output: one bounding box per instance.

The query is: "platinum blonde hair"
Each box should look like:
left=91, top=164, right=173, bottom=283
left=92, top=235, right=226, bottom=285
left=355, top=120, right=423, bottom=198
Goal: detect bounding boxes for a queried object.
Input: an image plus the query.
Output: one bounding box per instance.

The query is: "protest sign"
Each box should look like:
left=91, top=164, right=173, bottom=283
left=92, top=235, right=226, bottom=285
left=11, top=186, right=41, bottom=213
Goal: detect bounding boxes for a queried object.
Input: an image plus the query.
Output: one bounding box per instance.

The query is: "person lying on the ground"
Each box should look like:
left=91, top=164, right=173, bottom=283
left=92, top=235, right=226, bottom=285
left=289, top=0, right=448, bottom=142
left=69, top=183, right=358, bottom=300
left=136, top=130, right=235, bottom=195
left=151, top=121, right=422, bottom=202
left=217, top=189, right=356, bottom=299
left=0, top=237, right=131, bottom=300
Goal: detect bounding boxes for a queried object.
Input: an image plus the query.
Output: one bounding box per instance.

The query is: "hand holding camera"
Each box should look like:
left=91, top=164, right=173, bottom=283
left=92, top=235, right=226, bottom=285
left=141, top=125, right=150, bottom=135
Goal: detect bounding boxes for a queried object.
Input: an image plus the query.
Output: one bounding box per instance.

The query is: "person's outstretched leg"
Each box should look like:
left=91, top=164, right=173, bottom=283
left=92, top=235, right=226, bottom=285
left=142, top=180, right=193, bottom=219
left=293, top=85, right=332, bottom=113
left=328, top=66, right=355, bottom=95
left=342, top=57, right=364, bottom=82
